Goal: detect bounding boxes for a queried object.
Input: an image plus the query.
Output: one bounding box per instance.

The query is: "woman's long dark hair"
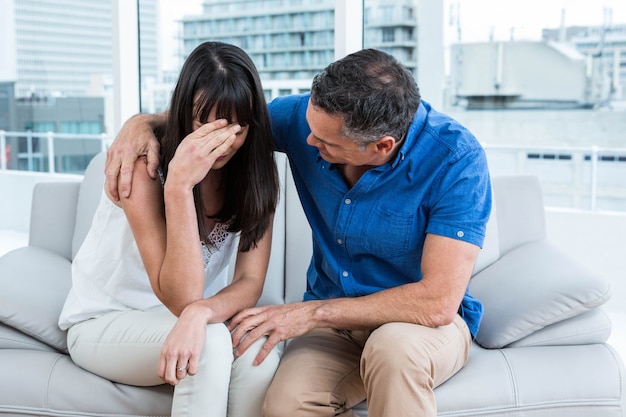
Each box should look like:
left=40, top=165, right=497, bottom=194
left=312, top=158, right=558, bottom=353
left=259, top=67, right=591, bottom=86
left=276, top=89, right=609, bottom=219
left=160, top=41, right=278, bottom=251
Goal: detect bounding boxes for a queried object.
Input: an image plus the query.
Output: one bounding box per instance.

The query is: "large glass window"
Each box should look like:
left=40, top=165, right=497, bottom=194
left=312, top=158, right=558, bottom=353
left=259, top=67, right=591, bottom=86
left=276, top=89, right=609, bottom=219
left=362, top=0, right=626, bottom=212
left=3, top=0, right=112, bottom=173
left=441, top=0, right=626, bottom=212
left=4, top=0, right=625, bottom=200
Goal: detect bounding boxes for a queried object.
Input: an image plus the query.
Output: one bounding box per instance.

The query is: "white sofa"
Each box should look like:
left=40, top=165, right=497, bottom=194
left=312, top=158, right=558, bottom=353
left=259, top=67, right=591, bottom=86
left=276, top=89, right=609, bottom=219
left=0, top=151, right=624, bottom=417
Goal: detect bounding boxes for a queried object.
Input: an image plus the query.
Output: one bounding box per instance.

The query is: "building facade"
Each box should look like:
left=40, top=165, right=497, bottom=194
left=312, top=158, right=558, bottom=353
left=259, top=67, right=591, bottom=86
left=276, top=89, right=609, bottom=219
left=543, top=24, right=626, bottom=101
left=179, top=0, right=420, bottom=84
left=1, top=0, right=159, bottom=172
left=11, top=0, right=158, bottom=103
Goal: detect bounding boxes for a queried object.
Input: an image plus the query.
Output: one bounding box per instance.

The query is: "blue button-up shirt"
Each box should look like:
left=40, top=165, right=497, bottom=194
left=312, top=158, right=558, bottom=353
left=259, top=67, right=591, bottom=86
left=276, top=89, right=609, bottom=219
left=269, top=93, right=491, bottom=337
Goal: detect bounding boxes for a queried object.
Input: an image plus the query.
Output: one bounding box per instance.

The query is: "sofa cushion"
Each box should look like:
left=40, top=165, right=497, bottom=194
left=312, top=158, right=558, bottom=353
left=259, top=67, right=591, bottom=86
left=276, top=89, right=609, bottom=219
left=491, top=175, right=546, bottom=255
left=0, top=323, right=57, bottom=351
left=72, top=151, right=106, bottom=259
left=507, top=308, right=612, bottom=347
left=472, top=194, right=499, bottom=275
left=0, top=246, right=71, bottom=352
left=471, top=240, right=611, bottom=349
left=431, top=343, right=625, bottom=416
left=0, top=349, right=173, bottom=417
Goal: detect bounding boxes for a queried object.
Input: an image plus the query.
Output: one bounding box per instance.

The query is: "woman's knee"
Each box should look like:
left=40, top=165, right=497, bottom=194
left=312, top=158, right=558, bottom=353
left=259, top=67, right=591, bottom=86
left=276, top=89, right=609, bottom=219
left=232, top=337, right=280, bottom=379
left=199, top=323, right=235, bottom=365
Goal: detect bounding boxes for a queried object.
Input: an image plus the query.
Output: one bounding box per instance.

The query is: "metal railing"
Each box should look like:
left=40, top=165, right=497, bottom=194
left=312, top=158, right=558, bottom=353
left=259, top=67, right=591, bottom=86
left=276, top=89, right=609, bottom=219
left=481, top=143, right=626, bottom=211
left=0, top=130, right=111, bottom=174
left=2, top=130, right=626, bottom=212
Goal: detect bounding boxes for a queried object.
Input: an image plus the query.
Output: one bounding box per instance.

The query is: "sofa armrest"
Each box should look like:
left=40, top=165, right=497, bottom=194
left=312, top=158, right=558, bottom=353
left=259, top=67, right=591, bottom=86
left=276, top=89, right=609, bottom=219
left=30, top=181, right=81, bottom=261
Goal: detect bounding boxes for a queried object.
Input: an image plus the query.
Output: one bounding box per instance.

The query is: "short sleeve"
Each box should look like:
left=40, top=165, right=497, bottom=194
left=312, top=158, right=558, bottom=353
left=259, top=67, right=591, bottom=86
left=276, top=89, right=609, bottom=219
left=426, top=147, right=492, bottom=248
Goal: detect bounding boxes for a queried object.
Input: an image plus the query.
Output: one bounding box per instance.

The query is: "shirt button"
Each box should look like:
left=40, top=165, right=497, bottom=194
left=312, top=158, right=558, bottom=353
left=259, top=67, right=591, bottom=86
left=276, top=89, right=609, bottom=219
left=337, top=239, right=343, bottom=245
left=342, top=271, right=349, bottom=277
left=344, top=198, right=352, bottom=205
left=457, top=231, right=465, bottom=238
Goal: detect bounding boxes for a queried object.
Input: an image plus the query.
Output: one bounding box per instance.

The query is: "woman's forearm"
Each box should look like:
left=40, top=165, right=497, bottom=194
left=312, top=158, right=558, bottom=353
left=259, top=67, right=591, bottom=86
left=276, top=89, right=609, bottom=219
left=158, top=184, right=206, bottom=316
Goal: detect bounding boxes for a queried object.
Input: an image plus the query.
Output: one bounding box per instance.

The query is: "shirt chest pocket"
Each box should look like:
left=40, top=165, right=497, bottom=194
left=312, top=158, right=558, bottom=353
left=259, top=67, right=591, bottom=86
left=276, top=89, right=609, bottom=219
left=356, top=204, right=416, bottom=259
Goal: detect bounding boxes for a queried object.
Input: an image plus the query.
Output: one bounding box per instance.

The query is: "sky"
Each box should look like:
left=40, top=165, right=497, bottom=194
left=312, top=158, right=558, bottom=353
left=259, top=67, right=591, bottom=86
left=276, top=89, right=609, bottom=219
left=445, top=0, right=626, bottom=43
left=158, top=0, right=626, bottom=70
left=159, top=0, right=203, bottom=71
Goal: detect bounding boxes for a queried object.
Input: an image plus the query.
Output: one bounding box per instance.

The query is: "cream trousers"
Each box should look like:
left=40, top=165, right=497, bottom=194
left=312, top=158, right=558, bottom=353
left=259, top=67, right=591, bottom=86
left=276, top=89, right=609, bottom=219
left=67, top=309, right=280, bottom=417
left=263, top=315, right=471, bottom=417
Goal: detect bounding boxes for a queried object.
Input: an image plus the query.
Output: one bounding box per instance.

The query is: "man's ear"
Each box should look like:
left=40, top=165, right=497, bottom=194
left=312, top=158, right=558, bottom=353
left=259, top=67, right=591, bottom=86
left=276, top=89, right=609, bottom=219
left=374, top=136, right=397, bottom=156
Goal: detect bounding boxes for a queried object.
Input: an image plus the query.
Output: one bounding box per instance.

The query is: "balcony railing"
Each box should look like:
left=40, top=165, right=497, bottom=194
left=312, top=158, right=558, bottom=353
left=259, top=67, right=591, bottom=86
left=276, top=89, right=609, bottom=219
left=482, top=143, right=626, bottom=212
left=2, top=130, right=626, bottom=212
left=0, top=130, right=110, bottom=174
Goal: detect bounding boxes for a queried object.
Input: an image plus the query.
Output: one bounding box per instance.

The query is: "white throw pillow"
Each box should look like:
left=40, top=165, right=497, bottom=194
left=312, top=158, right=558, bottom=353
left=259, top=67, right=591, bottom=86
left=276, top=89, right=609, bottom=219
left=471, top=240, right=611, bottom=349
left=0, top=246, right=71, bottom=352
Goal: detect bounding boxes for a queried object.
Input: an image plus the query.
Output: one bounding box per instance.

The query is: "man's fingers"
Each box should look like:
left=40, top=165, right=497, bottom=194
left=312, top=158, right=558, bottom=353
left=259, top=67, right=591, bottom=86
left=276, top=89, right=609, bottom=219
left=230, top=308, right=268, bottom=345
left=145, top=141, right=161, bottom=179
left=104, top=151, right=122, bottom=201
left=253, top=337, right=281, bottom=366
left=104, top=172, right=121, bottom=202
left=229, top=306, right=265, bottom=330
left=234, top=318, right=275, bottom=356
left=118, top=155, right=136, bottom=199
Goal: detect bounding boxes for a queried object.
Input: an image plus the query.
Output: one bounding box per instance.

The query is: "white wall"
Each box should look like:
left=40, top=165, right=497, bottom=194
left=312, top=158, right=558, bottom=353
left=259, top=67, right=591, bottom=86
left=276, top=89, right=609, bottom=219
left=545, top=208, right=626, bottom=359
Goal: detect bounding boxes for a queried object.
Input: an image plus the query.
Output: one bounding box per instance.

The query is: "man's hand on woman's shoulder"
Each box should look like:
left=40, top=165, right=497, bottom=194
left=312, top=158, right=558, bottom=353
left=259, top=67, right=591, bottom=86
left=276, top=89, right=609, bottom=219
left=105, top=113, right=164, bottom=201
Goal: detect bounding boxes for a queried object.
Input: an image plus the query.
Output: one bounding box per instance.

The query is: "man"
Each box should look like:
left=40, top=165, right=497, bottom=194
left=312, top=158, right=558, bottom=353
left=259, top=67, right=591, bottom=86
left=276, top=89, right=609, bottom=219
left=106, top=48, right=491, bottom=417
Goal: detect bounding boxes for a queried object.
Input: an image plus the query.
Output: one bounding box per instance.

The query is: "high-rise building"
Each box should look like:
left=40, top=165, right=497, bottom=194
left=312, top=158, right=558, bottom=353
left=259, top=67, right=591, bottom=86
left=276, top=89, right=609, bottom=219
left=1, top=0, right=159, bottom=172
left=180, top=0, right=419, bottom=83
left=11, top=0, right=158, bottom=99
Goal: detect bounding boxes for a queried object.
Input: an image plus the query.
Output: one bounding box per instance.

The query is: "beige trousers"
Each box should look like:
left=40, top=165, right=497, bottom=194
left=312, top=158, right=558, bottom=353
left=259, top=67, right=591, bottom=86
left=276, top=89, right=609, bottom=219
left=67, top=309, right=280, bottom=417
left=263, top=315, right=471, bottom=417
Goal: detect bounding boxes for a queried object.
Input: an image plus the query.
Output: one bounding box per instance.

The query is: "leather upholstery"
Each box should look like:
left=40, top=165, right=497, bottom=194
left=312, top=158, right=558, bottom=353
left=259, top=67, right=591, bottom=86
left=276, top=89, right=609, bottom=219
left=0, top=152, right=624, bottom=416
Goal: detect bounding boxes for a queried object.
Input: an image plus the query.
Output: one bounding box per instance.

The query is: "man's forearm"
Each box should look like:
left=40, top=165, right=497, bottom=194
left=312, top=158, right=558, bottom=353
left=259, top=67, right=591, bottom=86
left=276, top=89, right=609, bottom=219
left=146, top=111, right=168, bottom=134
left=134, top=111, right=167, bottom=138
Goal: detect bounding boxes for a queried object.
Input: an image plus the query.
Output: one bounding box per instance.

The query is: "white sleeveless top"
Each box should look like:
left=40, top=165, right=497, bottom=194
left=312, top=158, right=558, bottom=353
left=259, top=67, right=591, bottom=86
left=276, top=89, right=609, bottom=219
left=58, top=188, right=237, bottom=330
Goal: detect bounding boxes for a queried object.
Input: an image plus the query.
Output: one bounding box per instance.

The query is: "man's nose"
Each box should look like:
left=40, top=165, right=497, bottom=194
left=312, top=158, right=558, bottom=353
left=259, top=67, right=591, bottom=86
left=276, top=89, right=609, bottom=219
left=306, top=134, right=321, bottom=148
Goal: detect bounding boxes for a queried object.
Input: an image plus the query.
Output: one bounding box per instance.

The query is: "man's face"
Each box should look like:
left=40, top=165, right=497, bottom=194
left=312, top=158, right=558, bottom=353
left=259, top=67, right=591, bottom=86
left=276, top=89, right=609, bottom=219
left=305, top=100, right=376, bottom=167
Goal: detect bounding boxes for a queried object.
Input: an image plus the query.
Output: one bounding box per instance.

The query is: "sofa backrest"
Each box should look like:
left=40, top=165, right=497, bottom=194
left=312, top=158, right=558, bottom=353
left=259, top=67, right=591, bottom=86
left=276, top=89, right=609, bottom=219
left=472, top=191, right=499, bottom=275
left=66, top=153, right=548, bottom=309
left=30, top=181, right=80, bottom=260
left=254, top=152, right=288, bottom=306
left=70, top=151, right=290, bottom=307
left=284, top=167, right=312, bottom=304
left=72, top=152, right=107, bottom=259
left=491, top=175, right=546, bottom=255
left=281, top=166, right=548, bottom=303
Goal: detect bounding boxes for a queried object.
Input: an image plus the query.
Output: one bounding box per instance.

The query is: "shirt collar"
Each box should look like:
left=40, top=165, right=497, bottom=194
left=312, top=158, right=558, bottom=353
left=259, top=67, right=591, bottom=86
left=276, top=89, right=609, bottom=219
left=389, top=100, right=428, bottom=169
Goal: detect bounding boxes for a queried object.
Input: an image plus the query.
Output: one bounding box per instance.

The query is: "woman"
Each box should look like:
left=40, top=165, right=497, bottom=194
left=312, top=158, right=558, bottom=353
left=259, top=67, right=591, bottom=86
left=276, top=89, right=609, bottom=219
left=58, top=42, right=280, bottom=417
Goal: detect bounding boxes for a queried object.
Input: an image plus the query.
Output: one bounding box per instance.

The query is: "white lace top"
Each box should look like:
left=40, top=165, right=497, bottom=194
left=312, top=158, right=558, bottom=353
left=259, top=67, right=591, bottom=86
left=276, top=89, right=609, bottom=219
left=202, top=223, right=230, bottom=261
left=58, top=186, right=237, bottom=330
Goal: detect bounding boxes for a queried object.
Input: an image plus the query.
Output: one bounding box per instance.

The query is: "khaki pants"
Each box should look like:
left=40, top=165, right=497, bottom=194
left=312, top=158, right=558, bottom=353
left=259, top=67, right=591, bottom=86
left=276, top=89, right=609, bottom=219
left=67, top=309, right=280, bottom=417
left=263, top=315, right=471, bottom=417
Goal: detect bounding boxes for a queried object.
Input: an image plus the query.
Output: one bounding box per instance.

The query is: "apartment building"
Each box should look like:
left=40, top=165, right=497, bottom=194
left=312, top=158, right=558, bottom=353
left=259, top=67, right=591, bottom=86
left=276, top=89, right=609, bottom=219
left=180, top=0, right=420, bottom=84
